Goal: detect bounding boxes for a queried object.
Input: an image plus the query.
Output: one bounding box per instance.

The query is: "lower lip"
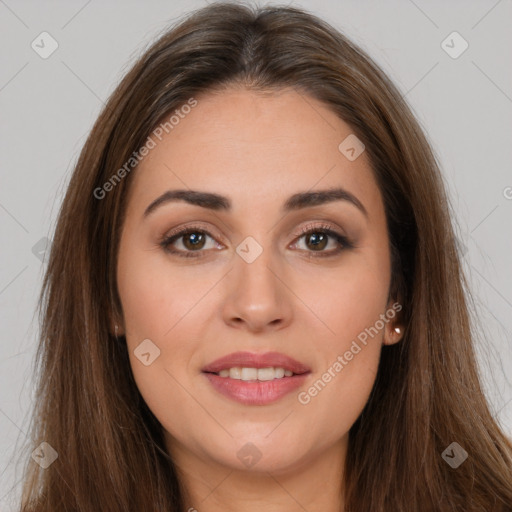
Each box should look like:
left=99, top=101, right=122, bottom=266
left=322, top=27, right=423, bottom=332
left=203, top=372, right=310, bottom=405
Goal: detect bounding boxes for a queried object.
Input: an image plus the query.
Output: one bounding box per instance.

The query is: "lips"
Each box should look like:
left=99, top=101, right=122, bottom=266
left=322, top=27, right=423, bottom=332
left=201, top=351, right=311, bottom=375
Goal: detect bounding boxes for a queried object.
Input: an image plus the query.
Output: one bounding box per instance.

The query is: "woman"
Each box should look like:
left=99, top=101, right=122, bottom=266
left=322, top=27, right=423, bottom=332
left=18, top=2, right=512, bottom=511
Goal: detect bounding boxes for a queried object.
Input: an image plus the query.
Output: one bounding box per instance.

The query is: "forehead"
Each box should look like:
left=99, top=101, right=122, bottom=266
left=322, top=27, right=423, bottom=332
left=126, top=86, right=383, bottom=220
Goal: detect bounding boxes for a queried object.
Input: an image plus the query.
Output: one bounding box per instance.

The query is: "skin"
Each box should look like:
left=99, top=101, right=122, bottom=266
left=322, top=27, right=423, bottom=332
left=116, top=86, right=403, bottom=512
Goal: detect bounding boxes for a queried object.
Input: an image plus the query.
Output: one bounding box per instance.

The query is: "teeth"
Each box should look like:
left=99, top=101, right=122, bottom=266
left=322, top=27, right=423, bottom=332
left=216, top=367, right=295, bottom=380
left=241, top=367, right=258, bottom=380
left=256, top=367, right=274, bottom=381
left=229, top=368, right=241, bottom=379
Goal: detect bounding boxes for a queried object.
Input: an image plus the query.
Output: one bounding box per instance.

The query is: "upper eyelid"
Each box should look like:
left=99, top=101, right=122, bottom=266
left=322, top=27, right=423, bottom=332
left=163, top=222, right=221, bottom=242
left=161, top=222, right=348, bottom=255
left=163, top=221, right=344, bottom=242
left=159, top=222, right=353, bottom=260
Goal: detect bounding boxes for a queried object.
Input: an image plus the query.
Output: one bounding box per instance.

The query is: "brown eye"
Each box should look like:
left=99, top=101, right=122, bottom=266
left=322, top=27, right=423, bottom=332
left=291, top=223, right=352, bottom=257
left=160, top=227, right=220, bottom=258
left=304, top=232, right=329, bottom=251
left=181, top=231, right=207, bottom=251
left=160, top=223, right=353, bottom=259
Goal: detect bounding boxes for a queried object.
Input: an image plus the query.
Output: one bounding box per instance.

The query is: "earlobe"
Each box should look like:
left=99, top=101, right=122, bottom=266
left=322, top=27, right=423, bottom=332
left=384, top=324, right=403, bottom=345
left=113, top=323, right=126, bottom=337
left=109, top=311, right=125, bottom=338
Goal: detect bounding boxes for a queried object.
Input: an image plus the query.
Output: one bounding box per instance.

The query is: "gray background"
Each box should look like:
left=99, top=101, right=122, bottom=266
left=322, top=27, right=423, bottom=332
left=1, top=0, right=511, bottom=508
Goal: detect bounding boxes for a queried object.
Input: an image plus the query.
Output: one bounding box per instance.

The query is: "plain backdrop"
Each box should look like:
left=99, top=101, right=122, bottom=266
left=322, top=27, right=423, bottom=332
left=1, top=0, right=511, bottom=508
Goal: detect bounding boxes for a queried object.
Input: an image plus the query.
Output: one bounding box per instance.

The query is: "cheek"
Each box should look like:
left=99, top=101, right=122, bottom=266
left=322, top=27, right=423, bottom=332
left=118, top=261, right=201, bottom=442
left=116, top=237, right=196, bottom=406
left=291, top=252, right=389, bottom=433
left=293, top=248, right=390, bottom=348
left=117, top=236, right=205, bottom=341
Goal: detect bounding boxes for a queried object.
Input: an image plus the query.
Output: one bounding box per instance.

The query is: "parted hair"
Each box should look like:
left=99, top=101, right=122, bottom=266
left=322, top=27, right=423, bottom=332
left=18, top=2, right=512, bottom=511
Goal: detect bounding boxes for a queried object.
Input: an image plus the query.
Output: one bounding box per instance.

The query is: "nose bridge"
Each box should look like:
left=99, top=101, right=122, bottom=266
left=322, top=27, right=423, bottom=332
left=234, top=233, right=280, bottom=297
left=222, top=232, right=292, bottom=331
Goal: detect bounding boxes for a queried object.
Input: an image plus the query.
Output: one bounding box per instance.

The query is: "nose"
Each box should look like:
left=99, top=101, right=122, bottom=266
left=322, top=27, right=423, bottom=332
left=221, top=244, right=294, bottom=333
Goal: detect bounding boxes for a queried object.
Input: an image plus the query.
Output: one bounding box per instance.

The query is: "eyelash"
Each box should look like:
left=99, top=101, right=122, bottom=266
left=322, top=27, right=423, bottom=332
left=159, top=222, right=353, bottom=259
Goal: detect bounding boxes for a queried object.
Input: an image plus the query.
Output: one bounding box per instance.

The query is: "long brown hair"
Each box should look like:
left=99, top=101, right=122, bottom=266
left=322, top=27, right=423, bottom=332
left=18, top=2, right=512, bottom=511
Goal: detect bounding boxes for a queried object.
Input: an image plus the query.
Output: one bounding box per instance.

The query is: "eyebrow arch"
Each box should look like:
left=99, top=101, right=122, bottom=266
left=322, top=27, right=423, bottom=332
left=143, top=187, right=368, bottom=218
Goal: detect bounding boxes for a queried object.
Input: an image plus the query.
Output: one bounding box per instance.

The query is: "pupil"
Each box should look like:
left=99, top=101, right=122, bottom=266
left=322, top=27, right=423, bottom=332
left=185, top=232, right=204, bottom=249
left=308, top=233, right=327, bottom=250
left=181, top=232, right=328, bottom=252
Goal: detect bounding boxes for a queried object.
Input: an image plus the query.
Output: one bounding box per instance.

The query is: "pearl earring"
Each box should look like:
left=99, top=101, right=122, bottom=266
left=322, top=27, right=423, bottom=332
left=115, top=324, right=119, bottom=336
left=394, top=326, right=401, bottom=334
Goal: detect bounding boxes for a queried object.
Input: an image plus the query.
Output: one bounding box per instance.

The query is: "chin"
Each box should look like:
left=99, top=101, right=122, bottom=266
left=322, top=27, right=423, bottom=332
left=205, top=435, right=312, bottom=475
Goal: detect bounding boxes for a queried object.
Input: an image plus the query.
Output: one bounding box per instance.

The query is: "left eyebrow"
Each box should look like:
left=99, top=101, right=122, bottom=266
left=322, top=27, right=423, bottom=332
left=143, top=187, right=368, bottom=219
left=282, top=187, right=368, bottom=218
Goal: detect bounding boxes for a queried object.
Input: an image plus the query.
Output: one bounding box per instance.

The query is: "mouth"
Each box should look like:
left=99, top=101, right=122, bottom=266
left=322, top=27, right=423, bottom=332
left=203, top=366, right=304, bottom=380
left=201, top=351, right=311, bottom=405
left=201, top=350, right=310, bottom=376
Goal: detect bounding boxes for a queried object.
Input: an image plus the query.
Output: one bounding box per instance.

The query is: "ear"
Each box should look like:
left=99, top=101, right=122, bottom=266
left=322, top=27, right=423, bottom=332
left=108, top=309, right=125, bottom=337
left=382, top=299, right=404, bottom=346
left=383, top=322, right=404, bottom=346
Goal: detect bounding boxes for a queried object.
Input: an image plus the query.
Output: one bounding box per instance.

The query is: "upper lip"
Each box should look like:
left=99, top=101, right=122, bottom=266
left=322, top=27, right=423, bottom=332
left=202, top=351, right=311, bottom=375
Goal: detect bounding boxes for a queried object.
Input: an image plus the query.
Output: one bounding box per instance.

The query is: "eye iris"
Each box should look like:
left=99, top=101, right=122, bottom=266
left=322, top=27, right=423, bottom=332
left=168, top=228, right=338, bottom=254
left=306, top=232, right=328, bottom=251
left=183, top=232, right=205, bottom=250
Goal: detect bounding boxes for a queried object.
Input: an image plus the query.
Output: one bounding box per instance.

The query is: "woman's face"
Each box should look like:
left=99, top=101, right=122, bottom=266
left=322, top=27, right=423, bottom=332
left=116, top=86, right=401, bottom=477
